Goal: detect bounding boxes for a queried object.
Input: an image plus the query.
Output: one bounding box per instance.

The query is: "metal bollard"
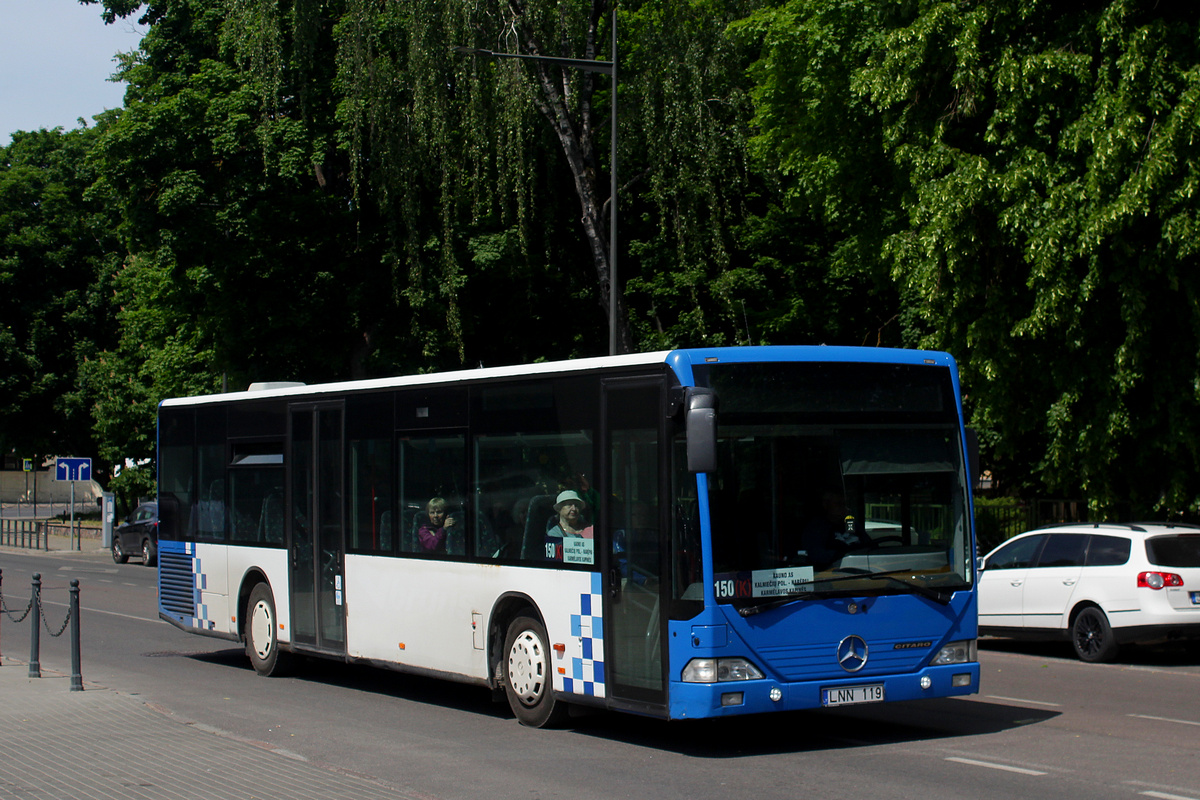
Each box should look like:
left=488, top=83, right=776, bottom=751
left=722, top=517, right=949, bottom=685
left=70, top=579, right=82, bottom=691
left=28, top=573, right=40, bottom=678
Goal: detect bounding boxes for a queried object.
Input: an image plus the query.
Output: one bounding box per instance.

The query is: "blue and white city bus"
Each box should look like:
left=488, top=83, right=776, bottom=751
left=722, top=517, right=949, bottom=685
left=157, top=346, right=980, bottom=725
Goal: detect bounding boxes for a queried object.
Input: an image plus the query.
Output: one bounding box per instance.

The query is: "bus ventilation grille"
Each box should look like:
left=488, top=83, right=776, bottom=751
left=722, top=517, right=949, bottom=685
left=159, top=551, right=197, bottom=617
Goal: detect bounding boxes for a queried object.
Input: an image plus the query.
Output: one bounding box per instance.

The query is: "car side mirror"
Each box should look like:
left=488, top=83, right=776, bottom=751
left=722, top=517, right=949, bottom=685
left=976, top=556, right=987, bottom=573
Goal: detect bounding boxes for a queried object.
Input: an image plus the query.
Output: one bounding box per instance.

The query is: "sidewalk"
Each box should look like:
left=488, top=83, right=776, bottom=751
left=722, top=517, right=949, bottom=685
left=0, top=661, right=425, bottom=800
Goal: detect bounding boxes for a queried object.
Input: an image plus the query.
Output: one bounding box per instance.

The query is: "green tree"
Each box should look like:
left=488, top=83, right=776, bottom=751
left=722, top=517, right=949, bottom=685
left=93, top=0, right=809, bottom=363
left=0, top=125, right=121, bottom=467
left=743, top=0, right=1200, bottom=516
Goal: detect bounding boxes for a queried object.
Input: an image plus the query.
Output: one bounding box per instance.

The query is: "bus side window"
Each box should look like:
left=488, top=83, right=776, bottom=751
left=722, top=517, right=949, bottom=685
left=398, top=435, right=466, bottom=557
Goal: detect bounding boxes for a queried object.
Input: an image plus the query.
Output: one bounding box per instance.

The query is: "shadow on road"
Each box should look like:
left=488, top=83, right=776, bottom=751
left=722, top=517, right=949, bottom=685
left=567, top=695, right=1059, bottom=757
left=980, top=637, right=1200, bottom=667
left=162, top=647, right=1058, bottom=757
left=169, top=647, right=512, bottom=720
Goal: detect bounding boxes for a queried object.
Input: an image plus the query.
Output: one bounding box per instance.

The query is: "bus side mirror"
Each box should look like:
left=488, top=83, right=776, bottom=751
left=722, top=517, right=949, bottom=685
left=685, top=388, right=718, bottom=473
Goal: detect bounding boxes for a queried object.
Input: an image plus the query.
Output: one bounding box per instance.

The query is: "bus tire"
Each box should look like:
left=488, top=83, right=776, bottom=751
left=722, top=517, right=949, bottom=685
left=246, top=583, right=291, bottom=677
left=503, top=615, right=566, bottom=728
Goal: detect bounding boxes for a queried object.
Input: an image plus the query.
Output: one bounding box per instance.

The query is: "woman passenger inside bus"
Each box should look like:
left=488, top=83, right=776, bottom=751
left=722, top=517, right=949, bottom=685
left=417, top=496, right=457, bottom=552
left=544, top=490, right=594, bottom=561
left=548, top=490, right=593, bottom=540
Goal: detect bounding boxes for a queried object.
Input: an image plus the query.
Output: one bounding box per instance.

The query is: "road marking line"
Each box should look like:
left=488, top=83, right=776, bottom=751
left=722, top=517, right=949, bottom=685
left=986, top=695, right=1062, bottom=707
left=1128, top=714, right=1200, bottom=727
left=1140, top=792, right=1200, bottom=800
left=945, top=757, right=1047, bottom=776
left=41, top=599, right=159, bottom=624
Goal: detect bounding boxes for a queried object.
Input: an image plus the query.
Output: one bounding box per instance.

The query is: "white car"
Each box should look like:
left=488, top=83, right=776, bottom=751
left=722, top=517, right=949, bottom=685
left=978, top=523, right=1200, bottom=662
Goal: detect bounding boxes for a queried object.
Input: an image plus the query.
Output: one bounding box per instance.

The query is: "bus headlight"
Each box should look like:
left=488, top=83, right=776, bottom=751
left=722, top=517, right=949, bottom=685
left=682, top=657, right=765, bottom=683
left=930, top=639, right=976, bottom=666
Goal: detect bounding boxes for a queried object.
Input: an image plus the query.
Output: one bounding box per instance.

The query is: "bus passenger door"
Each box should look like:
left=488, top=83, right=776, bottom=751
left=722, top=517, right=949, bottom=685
left=602, top=380, right=667, bottom=712
left=289, top=404, right=346, bottom=653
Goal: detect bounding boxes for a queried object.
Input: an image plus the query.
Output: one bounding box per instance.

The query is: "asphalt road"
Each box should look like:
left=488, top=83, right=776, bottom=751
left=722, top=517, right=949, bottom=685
left=3, top=546, right=1198, bottom=800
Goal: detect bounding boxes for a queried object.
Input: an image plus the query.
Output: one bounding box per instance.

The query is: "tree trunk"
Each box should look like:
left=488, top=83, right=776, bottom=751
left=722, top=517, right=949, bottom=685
left=509, top=0, right=633, bottom=354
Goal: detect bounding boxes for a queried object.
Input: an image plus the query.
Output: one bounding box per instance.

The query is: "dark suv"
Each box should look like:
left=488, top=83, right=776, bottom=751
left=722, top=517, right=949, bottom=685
left=113, top=501, right=158, bottom=566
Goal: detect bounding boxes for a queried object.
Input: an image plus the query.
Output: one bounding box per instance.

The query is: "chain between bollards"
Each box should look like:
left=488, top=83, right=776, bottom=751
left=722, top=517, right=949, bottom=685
left=0, top=570, right=84, bottom=688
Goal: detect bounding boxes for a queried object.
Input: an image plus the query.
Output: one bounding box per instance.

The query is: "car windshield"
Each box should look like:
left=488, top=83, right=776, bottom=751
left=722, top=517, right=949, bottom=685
left=1145, top=533, right=1200, bottom=568
left=694, top=362, right=973, bottom=610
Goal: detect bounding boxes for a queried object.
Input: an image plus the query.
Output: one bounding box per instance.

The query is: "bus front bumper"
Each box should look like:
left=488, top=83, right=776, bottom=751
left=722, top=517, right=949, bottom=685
left=667, top=662, right=981, bottom=720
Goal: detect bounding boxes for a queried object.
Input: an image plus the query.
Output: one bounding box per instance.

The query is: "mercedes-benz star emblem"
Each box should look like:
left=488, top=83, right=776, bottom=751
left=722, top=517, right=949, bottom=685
left=837, top=635, right=869, bottom=672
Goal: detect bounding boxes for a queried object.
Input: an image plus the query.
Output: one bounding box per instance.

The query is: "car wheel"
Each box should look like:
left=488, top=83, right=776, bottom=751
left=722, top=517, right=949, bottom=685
left=1072, top=606, right=1119, bottom=663
left=503, top=615, right=567, bottom=728
left=245, top=583, right=291, bottom=677
left=111, top=538, right=128, bottom=564
left=142, top=538, right=157, bottom=567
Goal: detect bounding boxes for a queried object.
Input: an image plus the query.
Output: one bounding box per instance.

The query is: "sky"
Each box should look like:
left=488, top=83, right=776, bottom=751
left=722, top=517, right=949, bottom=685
left=1, top=0, right=147, bottom=144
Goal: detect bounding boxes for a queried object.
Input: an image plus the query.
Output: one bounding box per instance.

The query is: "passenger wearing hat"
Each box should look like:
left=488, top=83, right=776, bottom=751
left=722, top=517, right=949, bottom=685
left=545, top=489, right=593, bottom=562
left=548, top=490, right=593, bottom=540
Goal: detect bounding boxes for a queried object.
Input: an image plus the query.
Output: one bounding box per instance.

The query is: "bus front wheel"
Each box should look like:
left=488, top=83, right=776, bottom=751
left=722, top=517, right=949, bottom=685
left=246, top=583, right=291, bottom=677
left=503, top=616, right=566, bottom=728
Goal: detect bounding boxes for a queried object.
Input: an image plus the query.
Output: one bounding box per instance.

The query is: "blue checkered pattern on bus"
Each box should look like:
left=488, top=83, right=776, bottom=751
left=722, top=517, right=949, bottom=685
left=563, top=572, right=605, bottom=698
left=158, top=540, right=213, bottom=631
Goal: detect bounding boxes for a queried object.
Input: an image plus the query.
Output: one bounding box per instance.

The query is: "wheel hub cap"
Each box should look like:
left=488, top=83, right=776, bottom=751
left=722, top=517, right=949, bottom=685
left=508, top=631, right=547, bottom=707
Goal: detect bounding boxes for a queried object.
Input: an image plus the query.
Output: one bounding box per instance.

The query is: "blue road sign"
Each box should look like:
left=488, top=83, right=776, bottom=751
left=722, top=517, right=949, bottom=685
left=55, top=457, right=92, bottom=482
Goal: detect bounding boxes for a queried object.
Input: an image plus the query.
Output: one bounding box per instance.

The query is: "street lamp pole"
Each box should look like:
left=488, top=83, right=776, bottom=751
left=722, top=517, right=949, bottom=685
left=607, top=13, right=617, bottom=357
left=453, top=6, right=620, bottom=355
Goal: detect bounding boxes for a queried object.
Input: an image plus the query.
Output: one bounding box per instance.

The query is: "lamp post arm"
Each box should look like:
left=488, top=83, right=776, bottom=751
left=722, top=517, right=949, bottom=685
left=452, top=47, right=612, bottom=75
left=451, top=1, right=628, bottom=354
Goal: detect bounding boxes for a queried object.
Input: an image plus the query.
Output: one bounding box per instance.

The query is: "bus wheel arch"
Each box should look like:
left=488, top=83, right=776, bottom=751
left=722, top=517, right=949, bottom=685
left=488, top=595, right=567, bottom=728
left=242, top=576, right=292, bottom=676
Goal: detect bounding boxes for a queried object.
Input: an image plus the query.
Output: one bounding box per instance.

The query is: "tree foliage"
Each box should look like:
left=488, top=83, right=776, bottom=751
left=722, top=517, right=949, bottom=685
left=742, top=0, right=1200, bottom=515
left=9, top=0, right=1197, bottom=519
left=0, top=125, right=121, bottom=465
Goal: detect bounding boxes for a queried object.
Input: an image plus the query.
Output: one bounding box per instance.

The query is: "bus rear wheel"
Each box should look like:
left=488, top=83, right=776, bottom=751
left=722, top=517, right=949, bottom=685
left=503, top=616, right=566, bottom=728
left=246, top=583, right=291, bottom=676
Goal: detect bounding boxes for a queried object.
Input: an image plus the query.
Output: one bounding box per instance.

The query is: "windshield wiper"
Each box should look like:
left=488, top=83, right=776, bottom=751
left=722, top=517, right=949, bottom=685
left=728, top=572, right=960, bottom=616
left=730, top=575, right=847, bottom=616
left=732, top=591, right=815, bottom=617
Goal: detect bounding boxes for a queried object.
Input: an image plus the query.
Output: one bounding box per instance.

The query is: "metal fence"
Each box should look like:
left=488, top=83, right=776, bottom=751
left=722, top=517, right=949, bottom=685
left=974, top=498, right=1088, bottom=555
left=0, top=500, right=96, bottom=519
left=0, top=519, right=49, bottom=550
left=0, top=519, right=98, bottom=550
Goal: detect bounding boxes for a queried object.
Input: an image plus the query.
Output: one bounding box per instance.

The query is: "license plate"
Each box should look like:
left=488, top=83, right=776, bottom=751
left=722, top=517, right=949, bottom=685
left=1191, top=592, right=1200, bottom=605
left=822, top=684, right=885, bottom=707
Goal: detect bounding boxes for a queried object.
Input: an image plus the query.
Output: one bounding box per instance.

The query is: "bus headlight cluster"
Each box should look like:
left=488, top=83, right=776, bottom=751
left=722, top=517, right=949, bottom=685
left=930, top=639, right=976, bottom=665
left=682, top=657, right=764, bottom=683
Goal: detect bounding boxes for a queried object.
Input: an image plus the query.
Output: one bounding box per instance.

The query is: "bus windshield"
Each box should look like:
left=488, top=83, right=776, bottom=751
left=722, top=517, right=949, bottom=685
left=695, top=362, right=972, bottom=610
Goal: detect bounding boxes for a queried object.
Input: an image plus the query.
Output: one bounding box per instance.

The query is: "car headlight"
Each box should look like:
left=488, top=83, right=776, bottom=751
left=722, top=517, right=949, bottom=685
left=681, top=657, right=765, bottom=683
left=930, top=639, right=976, bottom=666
